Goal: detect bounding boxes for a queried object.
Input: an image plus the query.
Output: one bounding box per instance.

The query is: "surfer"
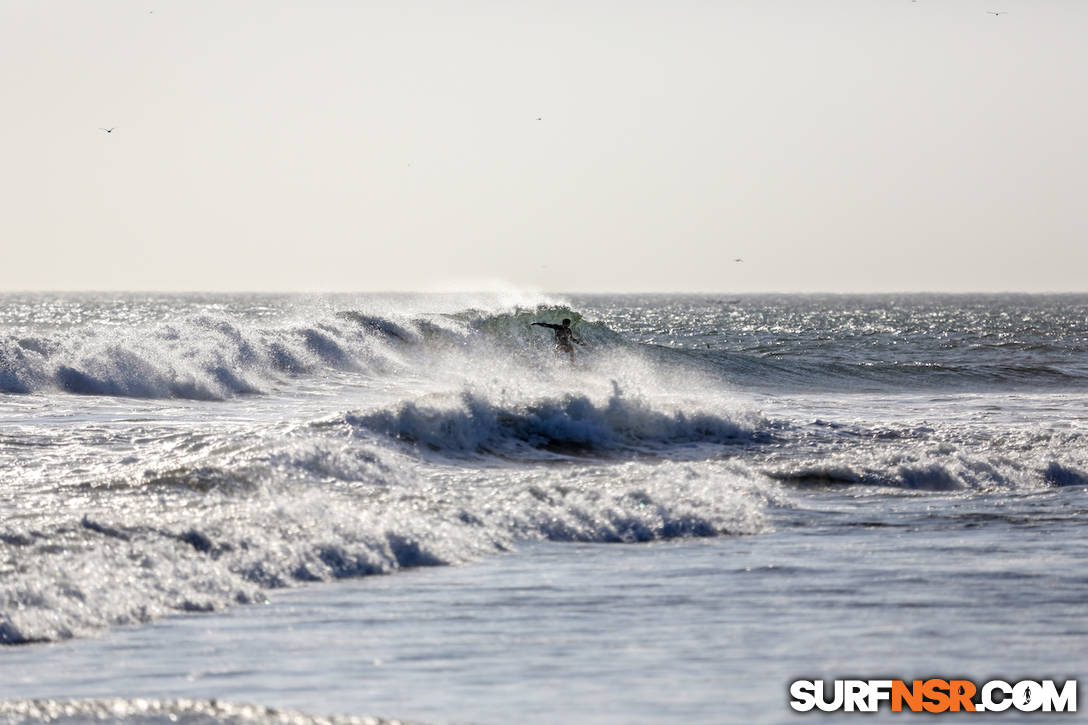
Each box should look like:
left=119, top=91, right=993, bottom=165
left=532, top=318, right=585, bottom=363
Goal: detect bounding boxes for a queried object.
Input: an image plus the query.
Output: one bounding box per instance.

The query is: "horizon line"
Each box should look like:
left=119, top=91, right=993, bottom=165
left=2, top=288, right=1087, bottom=296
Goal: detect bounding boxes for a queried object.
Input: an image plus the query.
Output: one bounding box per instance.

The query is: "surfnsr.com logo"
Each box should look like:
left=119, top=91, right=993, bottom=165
left=789, top=679, right=1077, bottom=713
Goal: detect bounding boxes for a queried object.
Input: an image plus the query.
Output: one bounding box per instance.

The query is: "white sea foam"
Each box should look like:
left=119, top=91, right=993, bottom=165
left=0, top=699, right=415, bottom=725
left=0, top=422, right=774, bottom=644
left=344, top=388, right=762, bottom=459
left=4, top=292, right=1087, bottom=652
left=0, top=302, right=630, bottom=401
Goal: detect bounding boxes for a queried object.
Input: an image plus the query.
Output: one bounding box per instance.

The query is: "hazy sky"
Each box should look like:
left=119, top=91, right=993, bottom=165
left=2, top=0, right=1086, bottom=293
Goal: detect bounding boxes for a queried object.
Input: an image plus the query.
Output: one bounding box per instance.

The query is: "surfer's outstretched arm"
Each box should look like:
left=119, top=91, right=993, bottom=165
left=532, top=322, right=560, bottom=330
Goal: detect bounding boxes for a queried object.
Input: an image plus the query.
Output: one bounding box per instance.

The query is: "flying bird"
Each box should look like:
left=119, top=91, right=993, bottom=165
left=733, top=258, right=744, bottom=263
left=98, top=127, right=115, bottom=134
left=986, top=10, right=1007, bottom=15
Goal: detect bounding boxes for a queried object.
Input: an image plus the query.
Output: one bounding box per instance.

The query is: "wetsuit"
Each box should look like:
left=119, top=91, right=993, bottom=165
left=532, top=322, right=583, bottom=358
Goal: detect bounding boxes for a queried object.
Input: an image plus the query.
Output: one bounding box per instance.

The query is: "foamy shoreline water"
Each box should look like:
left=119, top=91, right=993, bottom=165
left=3, top=512, right=1084, bottom=724
left=0, top=699, right=418, bottom=725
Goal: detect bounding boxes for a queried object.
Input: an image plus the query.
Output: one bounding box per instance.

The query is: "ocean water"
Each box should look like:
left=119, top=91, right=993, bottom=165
left=1, top=292, right=1086, bottom=724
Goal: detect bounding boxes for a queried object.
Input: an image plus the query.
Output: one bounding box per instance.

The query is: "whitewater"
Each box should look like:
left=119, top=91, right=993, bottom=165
left=1, top=292, right=1086, bottom=724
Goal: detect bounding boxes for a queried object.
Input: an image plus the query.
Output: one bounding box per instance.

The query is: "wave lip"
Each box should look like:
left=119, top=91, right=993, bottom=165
left=346, top=388, right=762, bottom=458
left=765, top=454, right=1088, bottom=492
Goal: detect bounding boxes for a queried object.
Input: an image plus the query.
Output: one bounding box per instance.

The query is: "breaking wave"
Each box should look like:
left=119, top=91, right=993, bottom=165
left=0, top=305, right=627, bottom=400
left=5, top=296, right=1085, bottom=401
left=0, top=433, right=772, bottom=645
left=764, top=450, right=1088, bottom=492
left=344, top=387, right=766, bottom=459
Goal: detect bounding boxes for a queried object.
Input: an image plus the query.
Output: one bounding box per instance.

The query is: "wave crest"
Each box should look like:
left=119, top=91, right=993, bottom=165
left=345, top=387, right=762, bottom=458
left=0, top=304, right=632, bottom=400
